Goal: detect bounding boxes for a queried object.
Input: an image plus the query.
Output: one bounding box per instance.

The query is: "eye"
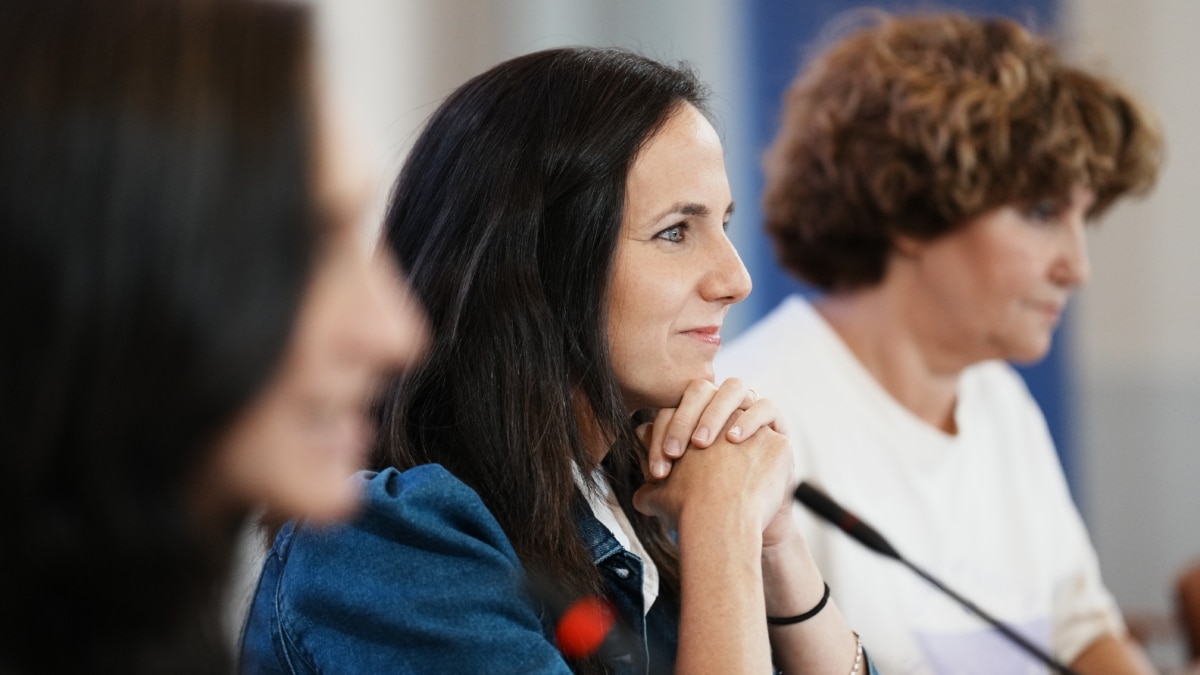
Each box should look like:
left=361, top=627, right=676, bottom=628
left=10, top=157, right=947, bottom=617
left=655, top=223, right=688, bottom=243
left=1023, top=198, right=1062, bottom=222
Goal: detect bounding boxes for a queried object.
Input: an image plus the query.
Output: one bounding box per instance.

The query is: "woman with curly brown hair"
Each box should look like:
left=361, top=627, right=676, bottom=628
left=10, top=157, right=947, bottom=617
left=718, top=12, right=1162, bottom=674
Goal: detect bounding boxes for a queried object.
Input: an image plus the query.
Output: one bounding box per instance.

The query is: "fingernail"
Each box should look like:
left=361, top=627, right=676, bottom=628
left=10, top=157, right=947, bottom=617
left=652, top=460, right=670, bottom=478
left=728, top=426, right=742, bottom=440
left=664, top=438, right=681, bottom=457
left=694, top=427, right=710, bottom=444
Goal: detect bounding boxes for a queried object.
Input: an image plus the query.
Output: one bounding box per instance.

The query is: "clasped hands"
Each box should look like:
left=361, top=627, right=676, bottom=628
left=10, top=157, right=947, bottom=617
left=632, top=378, right=797, bottom=547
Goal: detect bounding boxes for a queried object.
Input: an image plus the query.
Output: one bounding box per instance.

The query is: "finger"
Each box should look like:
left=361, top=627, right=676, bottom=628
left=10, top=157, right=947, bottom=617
left=646, top=408, right=674, bottom=479
left=662, top=379, right=719, bottom=453
left=725, top=398, right=785, bottom=443
left=690, top=377, right=751, bottom=447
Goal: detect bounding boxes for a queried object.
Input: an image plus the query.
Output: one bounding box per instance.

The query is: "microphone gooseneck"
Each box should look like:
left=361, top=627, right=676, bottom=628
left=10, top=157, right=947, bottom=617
left=794, top=481, right=1081, bottom=675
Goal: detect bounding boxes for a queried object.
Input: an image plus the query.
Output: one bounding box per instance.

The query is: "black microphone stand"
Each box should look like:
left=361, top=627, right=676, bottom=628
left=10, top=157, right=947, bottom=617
left=794, top=482, right=1081, bottom=675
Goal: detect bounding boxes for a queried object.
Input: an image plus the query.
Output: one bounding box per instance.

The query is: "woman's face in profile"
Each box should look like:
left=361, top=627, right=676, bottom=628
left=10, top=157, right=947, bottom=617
left=204, top=100, right=428, bottom=524
left=899, top=184, right=1094, bottom=365
left=607, top=103, right=751, bottom=412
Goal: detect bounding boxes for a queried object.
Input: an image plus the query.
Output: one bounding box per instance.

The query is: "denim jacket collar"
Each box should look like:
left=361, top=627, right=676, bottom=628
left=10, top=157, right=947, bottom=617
left=572, top=497, right=677, bottom=675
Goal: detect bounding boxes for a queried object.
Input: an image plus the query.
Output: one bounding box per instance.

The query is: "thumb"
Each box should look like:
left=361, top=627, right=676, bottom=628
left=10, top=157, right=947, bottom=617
left=634, top=422, right=652, bottom=448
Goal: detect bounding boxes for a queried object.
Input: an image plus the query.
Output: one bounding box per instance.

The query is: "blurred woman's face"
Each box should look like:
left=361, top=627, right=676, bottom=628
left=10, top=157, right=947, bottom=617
left=205, top=100, right=427, bottom=524
left=900, top=184, right=1094, bottom=365
left=607, top=103, right=751, bottom=412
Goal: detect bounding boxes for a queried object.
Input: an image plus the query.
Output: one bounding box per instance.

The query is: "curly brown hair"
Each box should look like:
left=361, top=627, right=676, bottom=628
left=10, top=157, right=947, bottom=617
left=763, top=11, right=1163, bottom=291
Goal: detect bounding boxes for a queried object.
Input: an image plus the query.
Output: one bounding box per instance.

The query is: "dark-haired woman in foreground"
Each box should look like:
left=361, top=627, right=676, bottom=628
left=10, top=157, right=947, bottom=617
left=1, top=1, right=425, bottom=672
left=242, top=47, right=874, bottom=673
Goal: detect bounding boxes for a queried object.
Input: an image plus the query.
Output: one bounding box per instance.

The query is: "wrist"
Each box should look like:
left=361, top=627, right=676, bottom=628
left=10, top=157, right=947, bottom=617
left=767, top=582, right=830, bottom=625
left=677, top=500, right=763, bottom=552
left=761, top=521, right=807, bottom=568
left=761, top=525, right=826, bottom=619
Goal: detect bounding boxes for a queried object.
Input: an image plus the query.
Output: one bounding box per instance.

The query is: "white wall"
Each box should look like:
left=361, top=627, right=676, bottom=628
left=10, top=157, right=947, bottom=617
left=1063, top=0, right=1200, bottom=657
left=307, top=0, right=750, bottom=250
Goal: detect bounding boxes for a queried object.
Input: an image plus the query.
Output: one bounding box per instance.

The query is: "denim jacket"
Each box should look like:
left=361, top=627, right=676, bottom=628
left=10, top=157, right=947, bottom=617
left=239, top=464, right=675, bottom=674
left=239, top=464, right=873, bottom=674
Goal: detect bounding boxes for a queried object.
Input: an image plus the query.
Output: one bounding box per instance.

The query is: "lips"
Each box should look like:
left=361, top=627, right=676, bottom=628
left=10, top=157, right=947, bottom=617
left=300, top=373, right=385, bottom=465
left=1028, top=300, right=1065, bottom=321
left=681, top=325, right=722, bottom=346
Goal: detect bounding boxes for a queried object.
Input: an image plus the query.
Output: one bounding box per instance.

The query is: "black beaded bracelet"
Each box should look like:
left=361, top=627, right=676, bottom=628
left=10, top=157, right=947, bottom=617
left=766, top=582, right=831, bottom=625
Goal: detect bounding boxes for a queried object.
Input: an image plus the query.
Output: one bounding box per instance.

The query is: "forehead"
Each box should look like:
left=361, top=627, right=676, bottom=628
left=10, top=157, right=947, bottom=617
left=630, top=104, right=719, bottom=173
left=314, top=88, right=380, bottom=245
left=623, top=104, right=729, bottom=223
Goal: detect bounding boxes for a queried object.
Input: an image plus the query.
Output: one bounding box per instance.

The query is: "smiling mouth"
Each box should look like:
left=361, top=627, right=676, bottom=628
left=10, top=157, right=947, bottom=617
left=682, top=326, right=722, bottom=346
left=1022, top=306, right=1064, bottom=329
left=303, top=376, right=386, bottom=461
left=1030, top=301, right=1064, bottom=318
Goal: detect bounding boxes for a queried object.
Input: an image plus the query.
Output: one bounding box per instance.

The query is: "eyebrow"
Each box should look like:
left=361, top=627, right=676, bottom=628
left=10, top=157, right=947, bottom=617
left=648, top=200, right=736, bottom=223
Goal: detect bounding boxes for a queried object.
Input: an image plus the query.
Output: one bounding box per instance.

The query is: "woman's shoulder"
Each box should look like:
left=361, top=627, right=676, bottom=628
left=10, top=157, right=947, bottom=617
left=355, top=462, right=475, bottom=502
left=355, top=463, right=493, bottom=519
left=244, top=464, right=569, bottom=673
left=281, top=463, right=515, bottom=565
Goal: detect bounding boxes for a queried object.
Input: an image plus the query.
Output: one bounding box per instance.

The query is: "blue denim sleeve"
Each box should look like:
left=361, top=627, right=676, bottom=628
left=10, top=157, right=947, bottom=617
left=240, top=464, right=573, bottom=675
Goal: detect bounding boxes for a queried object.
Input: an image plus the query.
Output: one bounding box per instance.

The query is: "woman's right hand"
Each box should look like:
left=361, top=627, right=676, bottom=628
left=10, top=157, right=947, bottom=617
left=640, top=377, right=786, bottom=480
left=633, top=416, right=798, bottom=675
left=632, top=417, right=794, bottom=536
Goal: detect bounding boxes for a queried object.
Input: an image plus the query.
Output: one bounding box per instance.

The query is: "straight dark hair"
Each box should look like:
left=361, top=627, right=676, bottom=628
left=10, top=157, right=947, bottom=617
left=376, top=47, right=708, bottom=672
left=0, top=1, right=318, bottom=672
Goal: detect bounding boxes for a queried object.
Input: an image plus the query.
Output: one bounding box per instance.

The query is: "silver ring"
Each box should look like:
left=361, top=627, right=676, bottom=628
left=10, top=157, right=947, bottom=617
left=747, top=388, right=759, bottom=404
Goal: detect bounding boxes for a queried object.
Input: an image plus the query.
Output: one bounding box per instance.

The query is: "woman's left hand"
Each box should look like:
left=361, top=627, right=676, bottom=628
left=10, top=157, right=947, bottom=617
left=639, top=377, right=786, bottom=480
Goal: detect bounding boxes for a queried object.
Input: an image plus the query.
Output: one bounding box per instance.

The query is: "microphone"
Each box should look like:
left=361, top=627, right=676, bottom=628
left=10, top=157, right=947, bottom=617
left=523, top=572, right=655, bottom=670
left=794, top=482, right=1081, bottom=675
left=554, top=596, right=618, bottom=659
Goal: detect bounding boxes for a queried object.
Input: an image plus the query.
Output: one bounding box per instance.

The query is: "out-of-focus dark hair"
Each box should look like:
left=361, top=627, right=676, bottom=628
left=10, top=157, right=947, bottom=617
left=375, top=47, right=708, bottom=673
left=763, top=11, right=1163, bottom=291
left=0, top=1, right=318, bottom=672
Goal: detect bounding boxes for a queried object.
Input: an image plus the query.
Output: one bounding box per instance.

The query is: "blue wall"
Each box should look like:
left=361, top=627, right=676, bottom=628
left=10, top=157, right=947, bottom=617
left=732, top=0, right=1078, bottom=492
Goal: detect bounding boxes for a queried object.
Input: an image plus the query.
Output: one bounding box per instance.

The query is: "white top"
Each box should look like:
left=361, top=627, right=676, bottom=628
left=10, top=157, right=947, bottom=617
left=577, top=465, right=660, bottom=615
left=717, top=295, right=1123, bottom=674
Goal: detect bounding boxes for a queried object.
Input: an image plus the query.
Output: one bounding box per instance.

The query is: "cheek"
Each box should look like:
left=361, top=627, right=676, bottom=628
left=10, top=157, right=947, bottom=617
left=975, top=236, right=1047, bottom=291
left=608, top=273, right=673, bottom=353
left=208, top=359, right=364, bottom=521
left=228, top=397, right=361, bottom=519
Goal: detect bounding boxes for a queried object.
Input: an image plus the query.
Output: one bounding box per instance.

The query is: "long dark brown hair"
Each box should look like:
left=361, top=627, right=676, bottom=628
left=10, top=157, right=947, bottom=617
left=0, top=1, right=318, bottom=671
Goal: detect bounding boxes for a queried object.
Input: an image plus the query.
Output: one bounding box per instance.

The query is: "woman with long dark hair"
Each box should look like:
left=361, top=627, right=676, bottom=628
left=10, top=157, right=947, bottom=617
left=0, top=1, right=425, bottom=672
left=243, top=47, right=872, bottom=674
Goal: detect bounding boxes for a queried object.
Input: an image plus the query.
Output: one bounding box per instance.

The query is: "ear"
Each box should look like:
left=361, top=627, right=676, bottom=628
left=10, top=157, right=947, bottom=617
left=891, top=232, right=925, bottom=259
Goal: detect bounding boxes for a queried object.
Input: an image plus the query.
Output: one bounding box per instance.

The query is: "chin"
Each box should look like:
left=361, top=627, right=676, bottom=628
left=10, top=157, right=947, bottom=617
left=1004, top=340, right=1054, bottom=365
left=291, top=480, right=363, bottom=524
left=621, top=389, right=683, bottom=414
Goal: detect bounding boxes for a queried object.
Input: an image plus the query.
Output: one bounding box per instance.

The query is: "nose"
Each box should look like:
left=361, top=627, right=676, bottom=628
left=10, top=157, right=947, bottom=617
left=351, top=250, right=429, bottom=369
left=1051, top=213, right=1091, bottom=288
left=701, top=234, right=752, bottom=304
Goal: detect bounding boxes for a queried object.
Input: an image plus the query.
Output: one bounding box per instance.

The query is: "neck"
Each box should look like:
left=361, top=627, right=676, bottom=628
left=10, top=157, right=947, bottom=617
left=816, top=288, right=966, bottom=434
